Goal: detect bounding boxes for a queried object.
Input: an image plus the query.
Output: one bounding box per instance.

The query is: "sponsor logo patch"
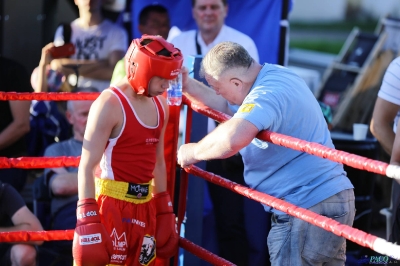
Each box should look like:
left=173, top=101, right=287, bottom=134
left=139, top=235, right=156, bottom=265
left=238, top=104, right=255, bottom=113
left=110, top=228, right=128, bottom=252
left=126, top=183, right=149, bottom=199
left=79, top=233, right=102, bottom=245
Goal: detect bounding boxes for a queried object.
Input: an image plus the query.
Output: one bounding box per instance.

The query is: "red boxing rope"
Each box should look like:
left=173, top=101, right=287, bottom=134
left=0, top=156, right=79, bottom=169
left=182, top=97, right=390, bottom=178
left=184, top=165, right=400, bottom=260
left=0, top=230, right=73, bottom=242
left=0, top=92, right=99, bottom=101
left=0, top=231, right=234, bottom=266
left=179, top=237, right=235, bottom=266
left=0, top=92, right=393, bottom=178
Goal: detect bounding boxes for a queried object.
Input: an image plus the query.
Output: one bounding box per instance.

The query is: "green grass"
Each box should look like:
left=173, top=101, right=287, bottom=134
left=289, top=40, right=345, bottom=54
left=290, top=20, right=379, bottom=32
left=289, top=20, right=379, bottom=54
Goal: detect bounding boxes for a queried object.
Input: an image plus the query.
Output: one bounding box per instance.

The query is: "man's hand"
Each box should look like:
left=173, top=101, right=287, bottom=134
left=180, top=66, right=190, bottom=92
left=40, top=43, right=56, bottom=66
left=177, top=143, right=200, bottom=168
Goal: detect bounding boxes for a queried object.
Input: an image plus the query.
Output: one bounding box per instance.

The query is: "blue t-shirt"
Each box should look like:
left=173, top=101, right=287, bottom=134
left=231, top=64, right=353, bottom=213
left=44, top=138, right=82, bottom=228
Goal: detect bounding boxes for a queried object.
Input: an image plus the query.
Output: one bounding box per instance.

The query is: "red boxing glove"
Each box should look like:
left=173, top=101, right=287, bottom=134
left=73, top=198, right=113, bottom=266
left=154, top=191, right=179, bottom=259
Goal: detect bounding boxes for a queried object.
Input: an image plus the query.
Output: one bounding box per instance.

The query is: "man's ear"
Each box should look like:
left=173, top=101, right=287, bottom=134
left=230, top=78, right=243, bottom=90
left=65, top=110, right=73, bottom=124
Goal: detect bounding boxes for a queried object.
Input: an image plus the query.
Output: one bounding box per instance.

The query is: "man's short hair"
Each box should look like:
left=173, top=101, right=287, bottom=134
left=139, top=4, right=169, bottom=26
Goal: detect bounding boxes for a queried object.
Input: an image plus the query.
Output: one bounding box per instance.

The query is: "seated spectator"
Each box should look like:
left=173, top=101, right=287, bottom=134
left=0, top=181, right=43, bottom=266
left=28, top=47, right=73, bottom=157
left=110, top=3, right=171, bottom=84
left=50, top=0, right=128, bottom=91
left=37, top=87, right=95, bottom=266
left=0, top=56, right=32, bottom=192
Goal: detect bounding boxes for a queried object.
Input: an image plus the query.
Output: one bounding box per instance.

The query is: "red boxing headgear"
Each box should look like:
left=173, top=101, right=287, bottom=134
left=125, top=34, right=183, bottom=96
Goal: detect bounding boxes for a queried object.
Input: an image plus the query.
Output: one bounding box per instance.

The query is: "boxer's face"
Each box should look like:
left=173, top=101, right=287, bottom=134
left=148, top=76, right=170, bottom=97
left=192, top=0, right=227, bottom=35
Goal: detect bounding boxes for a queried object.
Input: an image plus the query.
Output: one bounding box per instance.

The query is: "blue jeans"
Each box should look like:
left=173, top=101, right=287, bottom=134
left=268, top=189, right=355, bottom=266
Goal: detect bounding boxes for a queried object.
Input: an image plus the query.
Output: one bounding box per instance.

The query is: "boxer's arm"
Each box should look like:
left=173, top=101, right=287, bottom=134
left=78, top=90, right=120, bottom=200
left=153, top=96, right=169, bottom=194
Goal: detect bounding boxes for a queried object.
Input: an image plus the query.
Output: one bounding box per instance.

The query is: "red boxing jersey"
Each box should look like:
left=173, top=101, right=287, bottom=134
left=96, top=87, right=165, bottom=183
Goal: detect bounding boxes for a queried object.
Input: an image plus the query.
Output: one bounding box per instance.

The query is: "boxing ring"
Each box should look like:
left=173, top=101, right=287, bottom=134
left=0, top=91, right=400, bottom=265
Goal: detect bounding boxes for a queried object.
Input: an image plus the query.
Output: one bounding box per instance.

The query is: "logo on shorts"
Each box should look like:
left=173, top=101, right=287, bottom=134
left=111, top=228, right=128, bottom=251
left=238, top=103, right=255, bottom=113
left=126, top=183, right=149, bottom=199
left=139, top=235, right=156, bottom=265
left=79, top=233, right=102, bottom=245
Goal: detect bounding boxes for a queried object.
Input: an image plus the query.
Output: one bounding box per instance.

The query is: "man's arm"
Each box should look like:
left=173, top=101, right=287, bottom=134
left=78, top=91, right=120, bottom=199
left=177, top=118, right=258, bottom=167
left=0, top=101, right=30, bottom=150
left=391, top=120, right=400, bottom=165
left=182, top=67, right=232, bottom=115
left=390, top=121, right=400, bottom=185
left=51, top=50, right=125, bottom=81
left=0, top=206, right=43, bottom=246
left=153, top=97, right=169, bottom=194
left=50, top=172, right=78, bottom=196
left=370, top=97, right=400, bottom=155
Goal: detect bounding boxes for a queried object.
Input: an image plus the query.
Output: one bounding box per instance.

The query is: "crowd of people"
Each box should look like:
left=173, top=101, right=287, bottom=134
left=0, top=0, right=399, bottom=265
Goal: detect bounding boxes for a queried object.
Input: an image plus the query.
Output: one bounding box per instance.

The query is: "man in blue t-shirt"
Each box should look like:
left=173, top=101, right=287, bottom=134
left=177, top=41, right=355, bottom=265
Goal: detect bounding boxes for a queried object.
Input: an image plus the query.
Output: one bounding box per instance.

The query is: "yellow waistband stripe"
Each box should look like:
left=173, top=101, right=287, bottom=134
left=95, top=178, right=153, bottom=204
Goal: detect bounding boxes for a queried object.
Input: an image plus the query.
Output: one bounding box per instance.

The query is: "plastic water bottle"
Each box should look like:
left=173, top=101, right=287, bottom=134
left=167, top=73, right=182, bottom=106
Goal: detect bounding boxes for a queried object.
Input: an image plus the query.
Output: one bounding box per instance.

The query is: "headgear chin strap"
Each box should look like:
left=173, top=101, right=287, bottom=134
left=125, top=34, right=183, bottom=97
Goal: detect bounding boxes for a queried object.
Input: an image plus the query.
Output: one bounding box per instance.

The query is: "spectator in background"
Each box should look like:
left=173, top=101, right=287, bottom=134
left=170, top=0, right=259, bottom=62
left=37, top=87, right=96, bottom=266
left=27, top=44, right=74, bottom=157
left=0, top=56, right=32, bottom=192
left=111, top=3, right=171, bottom=84
left=32, top=42, right=73, bottom=94
left=389, top=118, right=400, bottom=243
left=370, top=56, right=400, bottom=243
left=50, top=0, right=128, bottom=91
left=170, top=0, right=260, bottom=264
left=138, top=4, right=170, bottom=41
left=0, top=181, right=43, bottom=266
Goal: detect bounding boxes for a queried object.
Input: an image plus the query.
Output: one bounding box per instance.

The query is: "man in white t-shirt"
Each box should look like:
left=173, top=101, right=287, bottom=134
left=170, top=0, right=262, bottom=265
left=370, top=55, right=400, bottom=243
left=51, top=0, right=128, bottom=91
left=170, top=0, right=258, bottom=63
